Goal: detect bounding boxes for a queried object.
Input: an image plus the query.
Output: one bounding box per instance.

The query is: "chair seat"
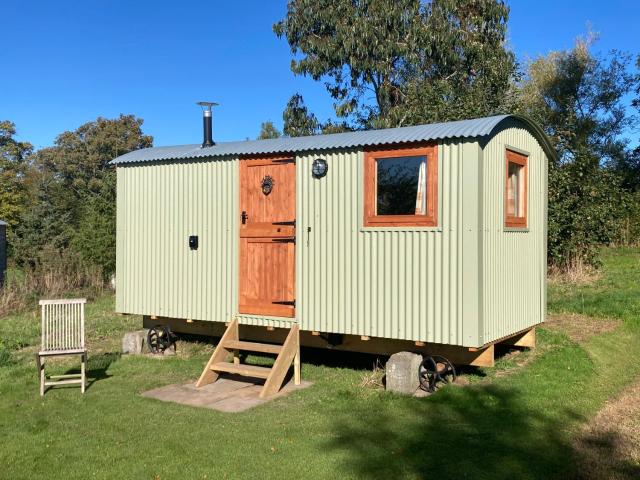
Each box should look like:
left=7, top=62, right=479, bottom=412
left=38, top=348, right=87, bottom=357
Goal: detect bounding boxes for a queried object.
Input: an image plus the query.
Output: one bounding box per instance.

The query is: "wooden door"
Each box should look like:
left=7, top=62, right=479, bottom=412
left=239, top=157, right=296, bottom=317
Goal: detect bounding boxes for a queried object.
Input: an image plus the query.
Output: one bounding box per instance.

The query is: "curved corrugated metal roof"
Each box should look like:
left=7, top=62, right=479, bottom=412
left=111, top=114, right=556, bottom=165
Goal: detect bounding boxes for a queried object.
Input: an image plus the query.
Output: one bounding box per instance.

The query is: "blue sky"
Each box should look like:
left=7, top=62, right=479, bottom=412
left=2, top=0, right=639, bottom=150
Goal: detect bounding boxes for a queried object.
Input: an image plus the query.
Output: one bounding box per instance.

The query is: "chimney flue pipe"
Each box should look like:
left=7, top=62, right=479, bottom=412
left=197, top=101, right=218, bottom=148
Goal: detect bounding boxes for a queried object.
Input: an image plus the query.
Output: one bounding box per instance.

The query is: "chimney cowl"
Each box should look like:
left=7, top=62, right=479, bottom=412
left=197, top=101, right=218, bottom=148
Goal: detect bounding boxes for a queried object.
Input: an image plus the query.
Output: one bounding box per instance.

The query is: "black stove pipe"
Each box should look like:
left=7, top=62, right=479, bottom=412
left=202, top=109, right=214, bottom=148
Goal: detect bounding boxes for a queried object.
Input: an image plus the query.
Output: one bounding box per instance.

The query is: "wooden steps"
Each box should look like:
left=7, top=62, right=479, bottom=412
left=210, top=362, right=272, bottom=378
left=196, top=319, right=300, bottom=398
left=223, top=340, right=282, bottom=355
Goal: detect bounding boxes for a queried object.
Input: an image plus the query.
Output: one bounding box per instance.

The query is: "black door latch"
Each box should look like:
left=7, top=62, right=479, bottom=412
left=241, top=210, right=248, bottom=224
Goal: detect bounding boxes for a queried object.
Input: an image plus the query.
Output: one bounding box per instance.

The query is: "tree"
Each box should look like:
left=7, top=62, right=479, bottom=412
left=394, top=0, right=517, bottom=126
left=0, top=121, right=33, bottom=227
left=257, top=121, right=281, bottom=139
left=614, top=54, right=640, bottom=245
left=282, top=93, right=353, bottom=136
left=632, top=55, right=640, bottom=111
left=283, top=94, right=320, bottom=137
left=319, top=120, right=352, bottom=135
left=33, top=115, right=152, bottom=219
left=13, top=115, right=152, bottom=276
left=10, top=174, right=72, bottom=269
left=617, top=54, right=640, bottom=192
left=71, top=174, right=117, bottom=275
left=513, top=36, right=638, bottom=267
left=515, top=36, right=635, bottom=168
left=274, top=0, right=516, bottom=128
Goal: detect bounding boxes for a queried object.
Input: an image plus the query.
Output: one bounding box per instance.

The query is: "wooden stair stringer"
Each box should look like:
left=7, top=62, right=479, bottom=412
left=259, top=324, right=300, bottom=398
left=195, top=319, right=239, bottom=387
left=196, top=319, right=301, bottom=397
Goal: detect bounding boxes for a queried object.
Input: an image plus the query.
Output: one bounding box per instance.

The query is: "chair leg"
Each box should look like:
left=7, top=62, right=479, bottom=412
left=39, top=356, right=45, bottom=397
left=81, top=354, right=86, bottom=394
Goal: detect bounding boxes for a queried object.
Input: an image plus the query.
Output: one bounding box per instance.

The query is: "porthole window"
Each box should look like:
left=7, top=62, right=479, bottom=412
left=312, top=158, right=328, bottom=178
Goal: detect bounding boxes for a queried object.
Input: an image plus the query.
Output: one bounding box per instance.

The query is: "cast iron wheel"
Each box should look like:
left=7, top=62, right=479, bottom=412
left=147, top=325, right=174, bottom=354
left=418, top=355, right=456, bottom=392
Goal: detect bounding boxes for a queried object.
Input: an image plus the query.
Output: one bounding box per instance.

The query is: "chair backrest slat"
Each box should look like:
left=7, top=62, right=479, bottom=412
left=39, top=299, right=86, bottom=352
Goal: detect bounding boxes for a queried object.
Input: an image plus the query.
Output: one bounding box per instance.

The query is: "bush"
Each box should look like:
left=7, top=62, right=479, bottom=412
left=547, top=162, right=630, bottom=269
left=71, top=183, right=116, bottom=279
left=613, top=190, right=640, bottom=247
left=0, top=246, right=103, bottom=317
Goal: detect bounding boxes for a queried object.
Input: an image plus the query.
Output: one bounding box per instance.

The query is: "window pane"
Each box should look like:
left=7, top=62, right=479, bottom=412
left=507, top=161, right=522, bottom=217
left=376, top=155, right=427, bottom=215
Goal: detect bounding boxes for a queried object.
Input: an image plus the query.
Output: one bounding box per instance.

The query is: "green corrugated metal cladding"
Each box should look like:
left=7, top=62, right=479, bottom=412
left=115, top=117, right=549, bottom=348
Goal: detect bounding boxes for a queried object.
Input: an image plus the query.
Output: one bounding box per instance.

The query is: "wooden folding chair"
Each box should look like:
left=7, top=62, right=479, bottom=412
left=36, top=299, right=87, bottom=396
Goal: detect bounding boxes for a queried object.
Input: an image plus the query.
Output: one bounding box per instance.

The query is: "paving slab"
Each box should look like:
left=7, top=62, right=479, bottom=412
left=141, top=375, right=312, bottom=412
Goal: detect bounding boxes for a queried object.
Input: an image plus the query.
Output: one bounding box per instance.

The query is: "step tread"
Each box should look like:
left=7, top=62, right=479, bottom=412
left=211, top=362, right=272, bottom=379
left=223, top=340, right=282, bottom=354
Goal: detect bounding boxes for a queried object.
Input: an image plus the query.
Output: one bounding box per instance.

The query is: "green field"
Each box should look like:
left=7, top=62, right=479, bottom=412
left=1, top=248, right=639, bottom=479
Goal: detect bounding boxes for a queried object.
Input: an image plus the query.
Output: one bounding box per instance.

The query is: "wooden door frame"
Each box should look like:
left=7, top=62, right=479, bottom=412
left=238, top=155, right=296, bottom=318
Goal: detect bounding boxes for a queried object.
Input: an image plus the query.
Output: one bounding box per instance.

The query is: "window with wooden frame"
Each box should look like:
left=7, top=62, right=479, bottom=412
left=364, top=144, right=438, bottom=227
left=505, top=149, right=528, bottom=228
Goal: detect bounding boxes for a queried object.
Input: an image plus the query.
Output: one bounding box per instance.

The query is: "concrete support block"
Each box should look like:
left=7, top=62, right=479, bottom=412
left=385, top=351, right=422, bottom=395
left=122, top=330, right=148, bottom=355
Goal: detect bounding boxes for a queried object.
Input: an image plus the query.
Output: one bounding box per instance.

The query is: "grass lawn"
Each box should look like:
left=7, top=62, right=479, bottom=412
left=1, top=248, right=639, bottom=480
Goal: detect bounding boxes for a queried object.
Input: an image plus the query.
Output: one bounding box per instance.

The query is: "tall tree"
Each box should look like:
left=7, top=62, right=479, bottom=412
left=283, top=94, right=320, bottom=137
left=257, top=121, right=282, bottom=139
left=13, top=115, right=152, bottom=275
left=0, top=121, right=33, bottom=227
left=514, top=36, right=638, bottom=266
left=395, top=0, right=517, bottom=126
left=515, top=36, right=635, bottom=168
left=319, top=120, right=352, bottom=135
left=618, top=54, right=640, bottom=192
left=274, top=0, right=516, bottom=128
left=33, top=115, right=152, bottom=217
left=614, top=54, right=640, bottom=245
left=10, top=174, right=72, bottom=269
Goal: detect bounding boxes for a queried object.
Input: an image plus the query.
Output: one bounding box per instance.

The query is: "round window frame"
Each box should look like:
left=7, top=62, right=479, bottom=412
left=312, top=158, right=328, bottom=179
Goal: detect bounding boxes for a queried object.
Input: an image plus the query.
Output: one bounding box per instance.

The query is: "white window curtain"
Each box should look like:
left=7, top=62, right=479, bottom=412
left=415, top=158, right=427, bottom=215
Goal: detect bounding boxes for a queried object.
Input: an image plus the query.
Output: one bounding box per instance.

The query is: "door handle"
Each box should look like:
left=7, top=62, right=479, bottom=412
left=241, top=210, right=248, bottom=225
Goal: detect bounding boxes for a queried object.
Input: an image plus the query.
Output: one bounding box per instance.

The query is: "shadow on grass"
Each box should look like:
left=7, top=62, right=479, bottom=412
left=325, top=383, right=639, bottom=480
left=576, top=429, right=640, bottom=479
left=59, top=352, right=121, bottom=392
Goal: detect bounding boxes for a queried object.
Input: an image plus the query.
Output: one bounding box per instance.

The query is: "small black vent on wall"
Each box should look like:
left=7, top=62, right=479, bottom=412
left=189, top=235, right=199, bottom=250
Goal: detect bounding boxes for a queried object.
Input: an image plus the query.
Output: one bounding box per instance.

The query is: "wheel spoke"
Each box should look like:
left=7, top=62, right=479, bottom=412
left=418, top=355, right=456, bottom=392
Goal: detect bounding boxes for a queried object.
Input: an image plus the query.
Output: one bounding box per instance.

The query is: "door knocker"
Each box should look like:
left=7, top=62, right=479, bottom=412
left=261, top=175, right=274, bottom=195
